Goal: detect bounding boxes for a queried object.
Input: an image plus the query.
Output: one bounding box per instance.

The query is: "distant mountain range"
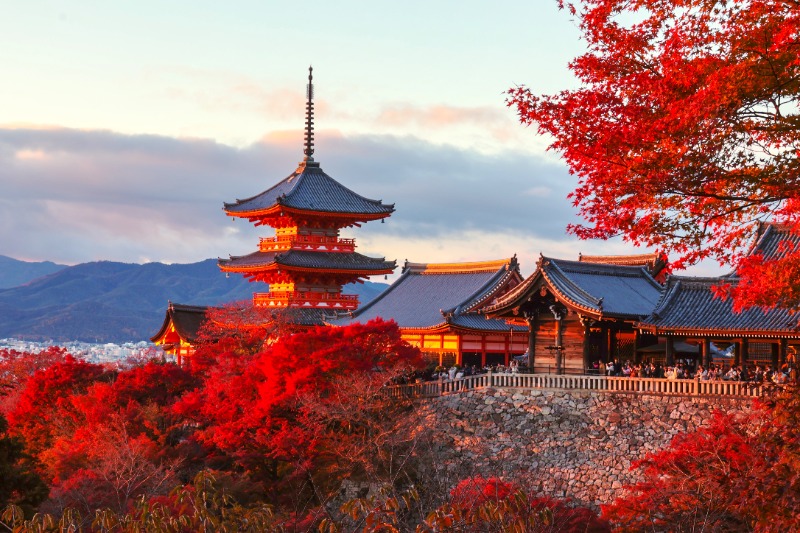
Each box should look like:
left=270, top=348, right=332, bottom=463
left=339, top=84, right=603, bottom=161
left=0, top=255, right=66, bottom=289
left=0, top=256, right=388, bottom=343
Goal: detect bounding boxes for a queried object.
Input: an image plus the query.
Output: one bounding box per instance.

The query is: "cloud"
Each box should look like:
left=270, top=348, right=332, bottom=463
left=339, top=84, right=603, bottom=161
left=375, top=104, right=508, bottom=130
left=0, top=125, right=649, bottom=275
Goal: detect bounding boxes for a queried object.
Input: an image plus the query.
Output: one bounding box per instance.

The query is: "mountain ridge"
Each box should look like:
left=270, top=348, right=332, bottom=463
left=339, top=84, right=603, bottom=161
left=0, top=255, right=67, bottom=289
left=0, top=258, right=388, bottom=343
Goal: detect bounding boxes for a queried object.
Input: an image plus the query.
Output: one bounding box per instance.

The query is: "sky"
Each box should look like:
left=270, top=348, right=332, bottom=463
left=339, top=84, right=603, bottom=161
left=0, top=1, right=722, bottom=280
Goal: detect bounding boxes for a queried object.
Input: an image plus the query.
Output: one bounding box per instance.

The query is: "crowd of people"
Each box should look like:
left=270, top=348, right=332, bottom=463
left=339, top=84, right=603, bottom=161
left=430, top=360, right=524, bottom=381
left=595, top=358, right=797, bottom=383
left=400, top=357, right=798, bottom=384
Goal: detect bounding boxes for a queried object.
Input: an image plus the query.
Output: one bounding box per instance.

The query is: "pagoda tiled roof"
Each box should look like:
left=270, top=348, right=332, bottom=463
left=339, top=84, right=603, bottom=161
left=223, top=161, right=394, bottom=218
left=483, top=256, right=663, bottom=320
left=638, top=276, right=800, bottom=337
left=281, top=308, right=328, bottom=327
left=328, top=258, right=526, bottom=332
left=150, top=303, right=208, bottom=343
left=218, top=249, right=396, bottom=273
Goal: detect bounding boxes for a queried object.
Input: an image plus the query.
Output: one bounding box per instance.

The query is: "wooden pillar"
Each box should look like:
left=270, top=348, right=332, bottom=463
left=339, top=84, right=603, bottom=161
left=504, top=330, right=510, bottom=366
left=740, top=338, right=749, bottom=367
left=527, top=316, right=537, bottom=372
left=772, top=341, right=782, bottom=371
left=665, top=337, right=675, bottom=367
left=702, top=338, right=712, bottom=368
left=556, top=317, right=564, bottom=374
left=609, top=328, right=618, bottom=362
left=582, top=317, right=592, bottom=373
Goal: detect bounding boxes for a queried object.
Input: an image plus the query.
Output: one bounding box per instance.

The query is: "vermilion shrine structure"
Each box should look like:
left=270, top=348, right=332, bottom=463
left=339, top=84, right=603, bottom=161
left=329, top=258, right=528, bottom=367
left=218, top=67, right=395, bottom=325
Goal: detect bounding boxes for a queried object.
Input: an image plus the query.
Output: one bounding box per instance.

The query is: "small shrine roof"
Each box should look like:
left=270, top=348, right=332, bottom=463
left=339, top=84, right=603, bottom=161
left=638, top=276, right=800, bottom=337
left=150, top=303, right=208, bottom=344
left=223, top=162, right=394, bottom=218
left=218, top=249, right=396, bottom=273
left=484, top=256, right=662, bottom=320
left=329, top=258, right=525, bottom=331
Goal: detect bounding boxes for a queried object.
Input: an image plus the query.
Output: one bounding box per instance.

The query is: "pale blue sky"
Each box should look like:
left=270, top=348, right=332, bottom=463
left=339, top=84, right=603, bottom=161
left=2, top=1, right=582, bottom=147
left=0, top=2, right=719, bottom=278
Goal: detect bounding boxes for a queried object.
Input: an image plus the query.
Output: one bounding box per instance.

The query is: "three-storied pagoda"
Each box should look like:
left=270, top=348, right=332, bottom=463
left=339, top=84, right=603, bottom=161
left=218, top=67, right=396, bottom=325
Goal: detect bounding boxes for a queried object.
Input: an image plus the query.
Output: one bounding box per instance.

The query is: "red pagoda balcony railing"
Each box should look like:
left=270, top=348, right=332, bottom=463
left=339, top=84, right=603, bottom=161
left=259, top=235, right=356, bottom=253
left=253, top=291, right=359, bottom=310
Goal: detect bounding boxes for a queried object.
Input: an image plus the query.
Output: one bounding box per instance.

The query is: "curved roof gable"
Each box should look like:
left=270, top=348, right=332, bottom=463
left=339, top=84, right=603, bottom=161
left=639, top=276, right=800, bottom=336
left=747, top=222, right=800, bottom=260
left=224, top=162, right=394, bottom=218
left=484, top=255, right=662, bottom=320
left=543, top=258, right=663, bottom=318
left=150, top=303, right=208, bottom=343
left=331, top=258, right=524, bottom=331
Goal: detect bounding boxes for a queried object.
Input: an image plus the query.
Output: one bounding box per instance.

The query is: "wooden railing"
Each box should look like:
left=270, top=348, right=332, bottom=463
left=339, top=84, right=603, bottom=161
left=253, top=291, right=359, bottom=309
left=259, top=235, right=356, bottom=253
left=384, top=372, right=766, bottom=399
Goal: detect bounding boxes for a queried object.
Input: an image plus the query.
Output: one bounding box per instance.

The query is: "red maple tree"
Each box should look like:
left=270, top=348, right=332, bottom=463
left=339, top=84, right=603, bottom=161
left=602, top=388, right=800, bottom=531
left=174, top=318, right=425, bottom=506
left=508, top=0, right=800, bottom=310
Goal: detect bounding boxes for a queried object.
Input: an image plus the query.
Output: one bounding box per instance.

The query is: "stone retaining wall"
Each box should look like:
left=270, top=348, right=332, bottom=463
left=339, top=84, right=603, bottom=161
left=416, top=387, right=753, bottom=509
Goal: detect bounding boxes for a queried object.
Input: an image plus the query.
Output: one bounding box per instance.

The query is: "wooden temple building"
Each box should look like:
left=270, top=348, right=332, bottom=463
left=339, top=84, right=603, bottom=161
left=636, top=223, right=800, bottom=370
left=482, top=254, right=666, bottom=374
left=217, top=67, right=395, bottom=326
left=328, top=258, right=528, bottom=367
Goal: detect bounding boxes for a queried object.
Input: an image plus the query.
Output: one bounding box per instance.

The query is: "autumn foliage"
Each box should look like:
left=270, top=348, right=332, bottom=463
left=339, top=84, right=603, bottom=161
left=0, top=321, right=618, bottom=531
left=418, top=476, right=609, bottom=532
left=508, top=0, right=800, bottom=310
left=603, top=386, right=800, bottom=531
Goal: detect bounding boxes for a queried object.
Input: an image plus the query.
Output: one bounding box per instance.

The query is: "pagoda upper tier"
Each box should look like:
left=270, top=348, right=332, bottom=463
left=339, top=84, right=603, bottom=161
left=223, top=159, right=394, bottom=229
left=218, top=66, right=395, bottom=316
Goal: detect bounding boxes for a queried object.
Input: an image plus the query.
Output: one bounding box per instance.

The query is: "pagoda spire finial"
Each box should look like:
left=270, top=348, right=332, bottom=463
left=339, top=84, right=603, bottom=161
left=304, top=66, right=315, bottom=162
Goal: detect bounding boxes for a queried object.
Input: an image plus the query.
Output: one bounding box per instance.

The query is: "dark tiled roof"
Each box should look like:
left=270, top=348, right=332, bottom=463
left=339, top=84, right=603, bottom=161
left=281, top=308, right=328, bottom=327
left=219, top=250, right=396, bottom=273
left=579, top=252, right=668, bottom=280
left=747, top=223, right=800, bottom=260
left=543, top=258, right=662, bottom=318
left=329, top=259, right=524, bottom=331
left=638, top=276, right=800, bottom=336
left=484, top=256, right=662, bottom=320
left=224, top=161, right=394, bottom=217
left=150, top=303, right=208, bottom=343
left=448, top=314, right=526, bottom=332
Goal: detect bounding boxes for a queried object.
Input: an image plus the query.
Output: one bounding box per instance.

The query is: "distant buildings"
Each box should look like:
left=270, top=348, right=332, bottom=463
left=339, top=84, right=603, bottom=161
left=0, top=337, right=157, bottom=364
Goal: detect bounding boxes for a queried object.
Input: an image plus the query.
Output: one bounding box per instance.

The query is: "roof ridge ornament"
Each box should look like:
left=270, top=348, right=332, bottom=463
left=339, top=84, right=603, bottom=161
left=304, top=65, right=315, bottom=162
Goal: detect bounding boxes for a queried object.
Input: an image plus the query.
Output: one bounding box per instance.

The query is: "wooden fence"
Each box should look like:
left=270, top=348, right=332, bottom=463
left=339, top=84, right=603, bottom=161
left=384, top=372, right=766, bottom=399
